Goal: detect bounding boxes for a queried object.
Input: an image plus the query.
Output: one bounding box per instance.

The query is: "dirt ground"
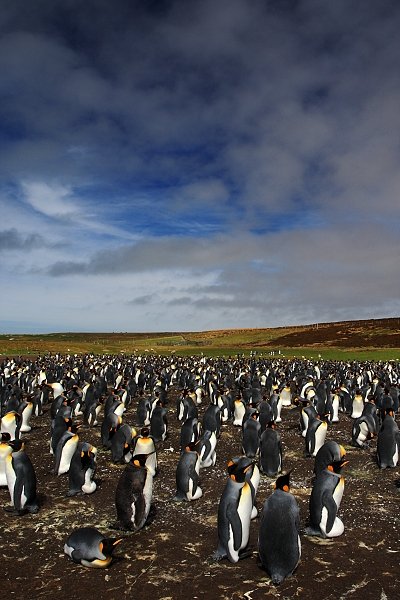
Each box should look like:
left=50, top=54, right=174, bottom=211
left=2, top=385, right=399, bottom=600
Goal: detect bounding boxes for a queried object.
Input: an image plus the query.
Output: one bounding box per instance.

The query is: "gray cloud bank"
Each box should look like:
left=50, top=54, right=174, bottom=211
left=0, top=0, right=399, bottom=332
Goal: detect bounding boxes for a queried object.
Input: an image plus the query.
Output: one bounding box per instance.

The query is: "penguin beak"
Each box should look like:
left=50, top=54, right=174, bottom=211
left=113, top=538, right=123, bottom=546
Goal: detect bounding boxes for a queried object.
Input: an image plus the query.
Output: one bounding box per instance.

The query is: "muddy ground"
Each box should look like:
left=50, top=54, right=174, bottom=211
left=2, top=388, right=399, bottom=600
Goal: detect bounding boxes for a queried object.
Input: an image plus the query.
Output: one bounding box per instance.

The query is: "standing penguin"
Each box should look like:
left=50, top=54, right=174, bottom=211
left=306, top=457, right=348, bottom=538
left=305, top=416, right=328, bottom=457
left=212, top=456, right=254, bottom=563
left=150, top=400, right=168, bottom=442
left=64, top=527, right=122, bottom=568
left=258, top=472, right=300, bottom=585
left=111, top=424, right=137, bottom=464
left=376, top=411, right=400, bottom=468
left=174, top=442, right=203, bottom=501
left=259, top=422, right=282, bottom=477
left=5, top=440, right=39, bottom=514
left=67, top=442, right=97, bottom=496
left=114, top=453, right=154, bottom=532
left=242, top=412, right=261, bottom=458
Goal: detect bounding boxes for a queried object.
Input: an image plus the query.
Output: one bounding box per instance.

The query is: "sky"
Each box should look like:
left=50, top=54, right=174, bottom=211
left=0, top=0, right=399, bottom=333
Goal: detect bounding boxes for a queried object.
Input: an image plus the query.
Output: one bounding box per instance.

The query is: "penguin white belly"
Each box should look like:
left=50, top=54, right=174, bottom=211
left=82, top=468, right=96, bottom=494
left=393, top=445, right=399, bottom=467
left=301, top=411, right=309, bottom=437
left=5, top=457, right=16, bottom=503
left=20, top=404, right=33, bottom=433
left=321, top=505, right=344, bottom=538
left=142, top=472, right=154, bottom=517
left=237, top=482, right=253, bottom=550
left=313, top=423, right=327, bottom=456
left=332, top=396, right=340, bottom=422
left=58, top=437, right=79, bottom=475
left=233, top=402, right=245, bottom=426
left=0, top=446, right=12, bottom=486
left=333, top=476, right=345, bottom=511
left=358, top=421, right=369, bottom=444
left=227, top=524, right=239, bottom=563
left=351, top=399, right=364, bottom=419
left=275, top=399, right=283, bottom=423
left=280, top=389, right=292, bottom=407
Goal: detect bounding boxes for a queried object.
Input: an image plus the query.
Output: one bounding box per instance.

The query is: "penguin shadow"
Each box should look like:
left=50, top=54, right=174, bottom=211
left=394, top=479, right=400, bottom=489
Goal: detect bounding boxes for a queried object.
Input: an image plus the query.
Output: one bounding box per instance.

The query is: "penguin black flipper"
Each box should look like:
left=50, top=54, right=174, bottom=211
left=322, top=490, right=337, bottom=535
left=227, top=502, right=243, bottom=552
left=188, top=462, right=198, bottom=498
left=12, top=465, right=25, bottom=513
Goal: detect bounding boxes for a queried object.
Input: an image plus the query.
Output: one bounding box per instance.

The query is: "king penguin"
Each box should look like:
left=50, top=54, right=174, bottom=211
left=64, top=527, right=122, bottom=568
left=212, top=456, right=255, bottom=563
left=258, top=472, right=301, bottom=585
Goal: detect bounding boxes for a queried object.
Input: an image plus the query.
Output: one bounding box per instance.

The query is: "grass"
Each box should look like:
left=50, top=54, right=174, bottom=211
left=1, top=323, right=400, bottom=360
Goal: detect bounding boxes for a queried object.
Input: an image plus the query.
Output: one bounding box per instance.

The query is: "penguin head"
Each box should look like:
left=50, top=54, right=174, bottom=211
left=100, top=536, right=123, bottom=558
left=140, top=427, right=150, bottom=438
left=274, top=471, right=291, bottom=492
left=227, top=456, right=254, bottom=483
left=328, top=458, right=349, bottom=473
left=1, top=432, right=11, bottom=443
left=8, top=439, right=24, bottom=452
left=185, top=440, right=200, bottom=453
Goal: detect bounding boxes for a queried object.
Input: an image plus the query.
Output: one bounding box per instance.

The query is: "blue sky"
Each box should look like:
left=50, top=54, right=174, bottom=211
left=0, top=0, right=399, bottom=333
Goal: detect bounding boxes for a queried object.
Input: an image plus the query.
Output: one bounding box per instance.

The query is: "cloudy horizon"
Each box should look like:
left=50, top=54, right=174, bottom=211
left=1, top=0, right=399, bottom=334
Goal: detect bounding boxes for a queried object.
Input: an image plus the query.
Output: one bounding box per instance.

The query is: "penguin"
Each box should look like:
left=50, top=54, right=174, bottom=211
left=18, top=399, right=33, bottom=433
left=306, top=457, right=348, bottom=538
left=198, top=430, right=217, bottom=468
left=279, top=384, right=292, bottom=407
left=150, top=400, right=168, bottom=443
left=101, top=413, right=122, bottom=449
left=202, top=404, right=221, bottom=438
left=132, top=428, right=158, bottom=476
left=111, top=424, right=137, bottom=464
left=180, top=417, right=201, bottom=452
left=67, top=442, right=97, bottom=496
left=233, top=397, right=246, bottom=426
left=299, top=402, right=317, bottom=438
left=259, top=422, right=282, bottom=477
left=50, top=415, right=73, bottom=455
left=242, top=412, right=261, bottom=458
left=258, top=472, right=301, bottom=585
left=114, top=453, right=154, bottom=532
left=5, top=440, right=39, bottom=514
left=351, top=415, right=376, bottom=448
left=331, top=392, right=340, bottom=423
left=314, top=441, right=346, bottom=476
left=54, top=431, right=80, bottom=476
left=1, top=411, right=21, bottom=441
left=64, top=527, right=122, bottom=568
left=305, top=416, right=328, bottom=457
left=351, top=390, right=364, bottom=419
left=136, top=395, right=152, bottom=426
left=177, top=392, right=198, bottom=422
left=212, top=456, right=254, bottom=563
left=376, top=411, right=400, bottom=468
left=258, top=398, right=273, bottom=432
left=174, top=442, right=203, bottom=501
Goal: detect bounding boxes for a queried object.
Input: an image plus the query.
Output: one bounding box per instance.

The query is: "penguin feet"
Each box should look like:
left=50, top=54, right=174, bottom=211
left=3, top=505, right=27, bottom=516
left=304, top=525, right=325, bottom=538
left=209, top=549, right=226, bottom=563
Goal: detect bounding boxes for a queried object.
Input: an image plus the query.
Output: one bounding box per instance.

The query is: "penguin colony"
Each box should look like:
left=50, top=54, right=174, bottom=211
left=0, top=353, right=399, bottom=584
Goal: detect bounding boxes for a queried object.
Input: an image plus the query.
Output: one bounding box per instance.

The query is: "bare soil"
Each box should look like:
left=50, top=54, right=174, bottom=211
left=2, top=388, right=399, bottom=600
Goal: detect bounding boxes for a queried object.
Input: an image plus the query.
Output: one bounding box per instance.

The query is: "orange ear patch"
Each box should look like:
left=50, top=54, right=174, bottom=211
left=283, top=484, right=290, bottom=492
left=230, top=474, right=236, bottom=481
